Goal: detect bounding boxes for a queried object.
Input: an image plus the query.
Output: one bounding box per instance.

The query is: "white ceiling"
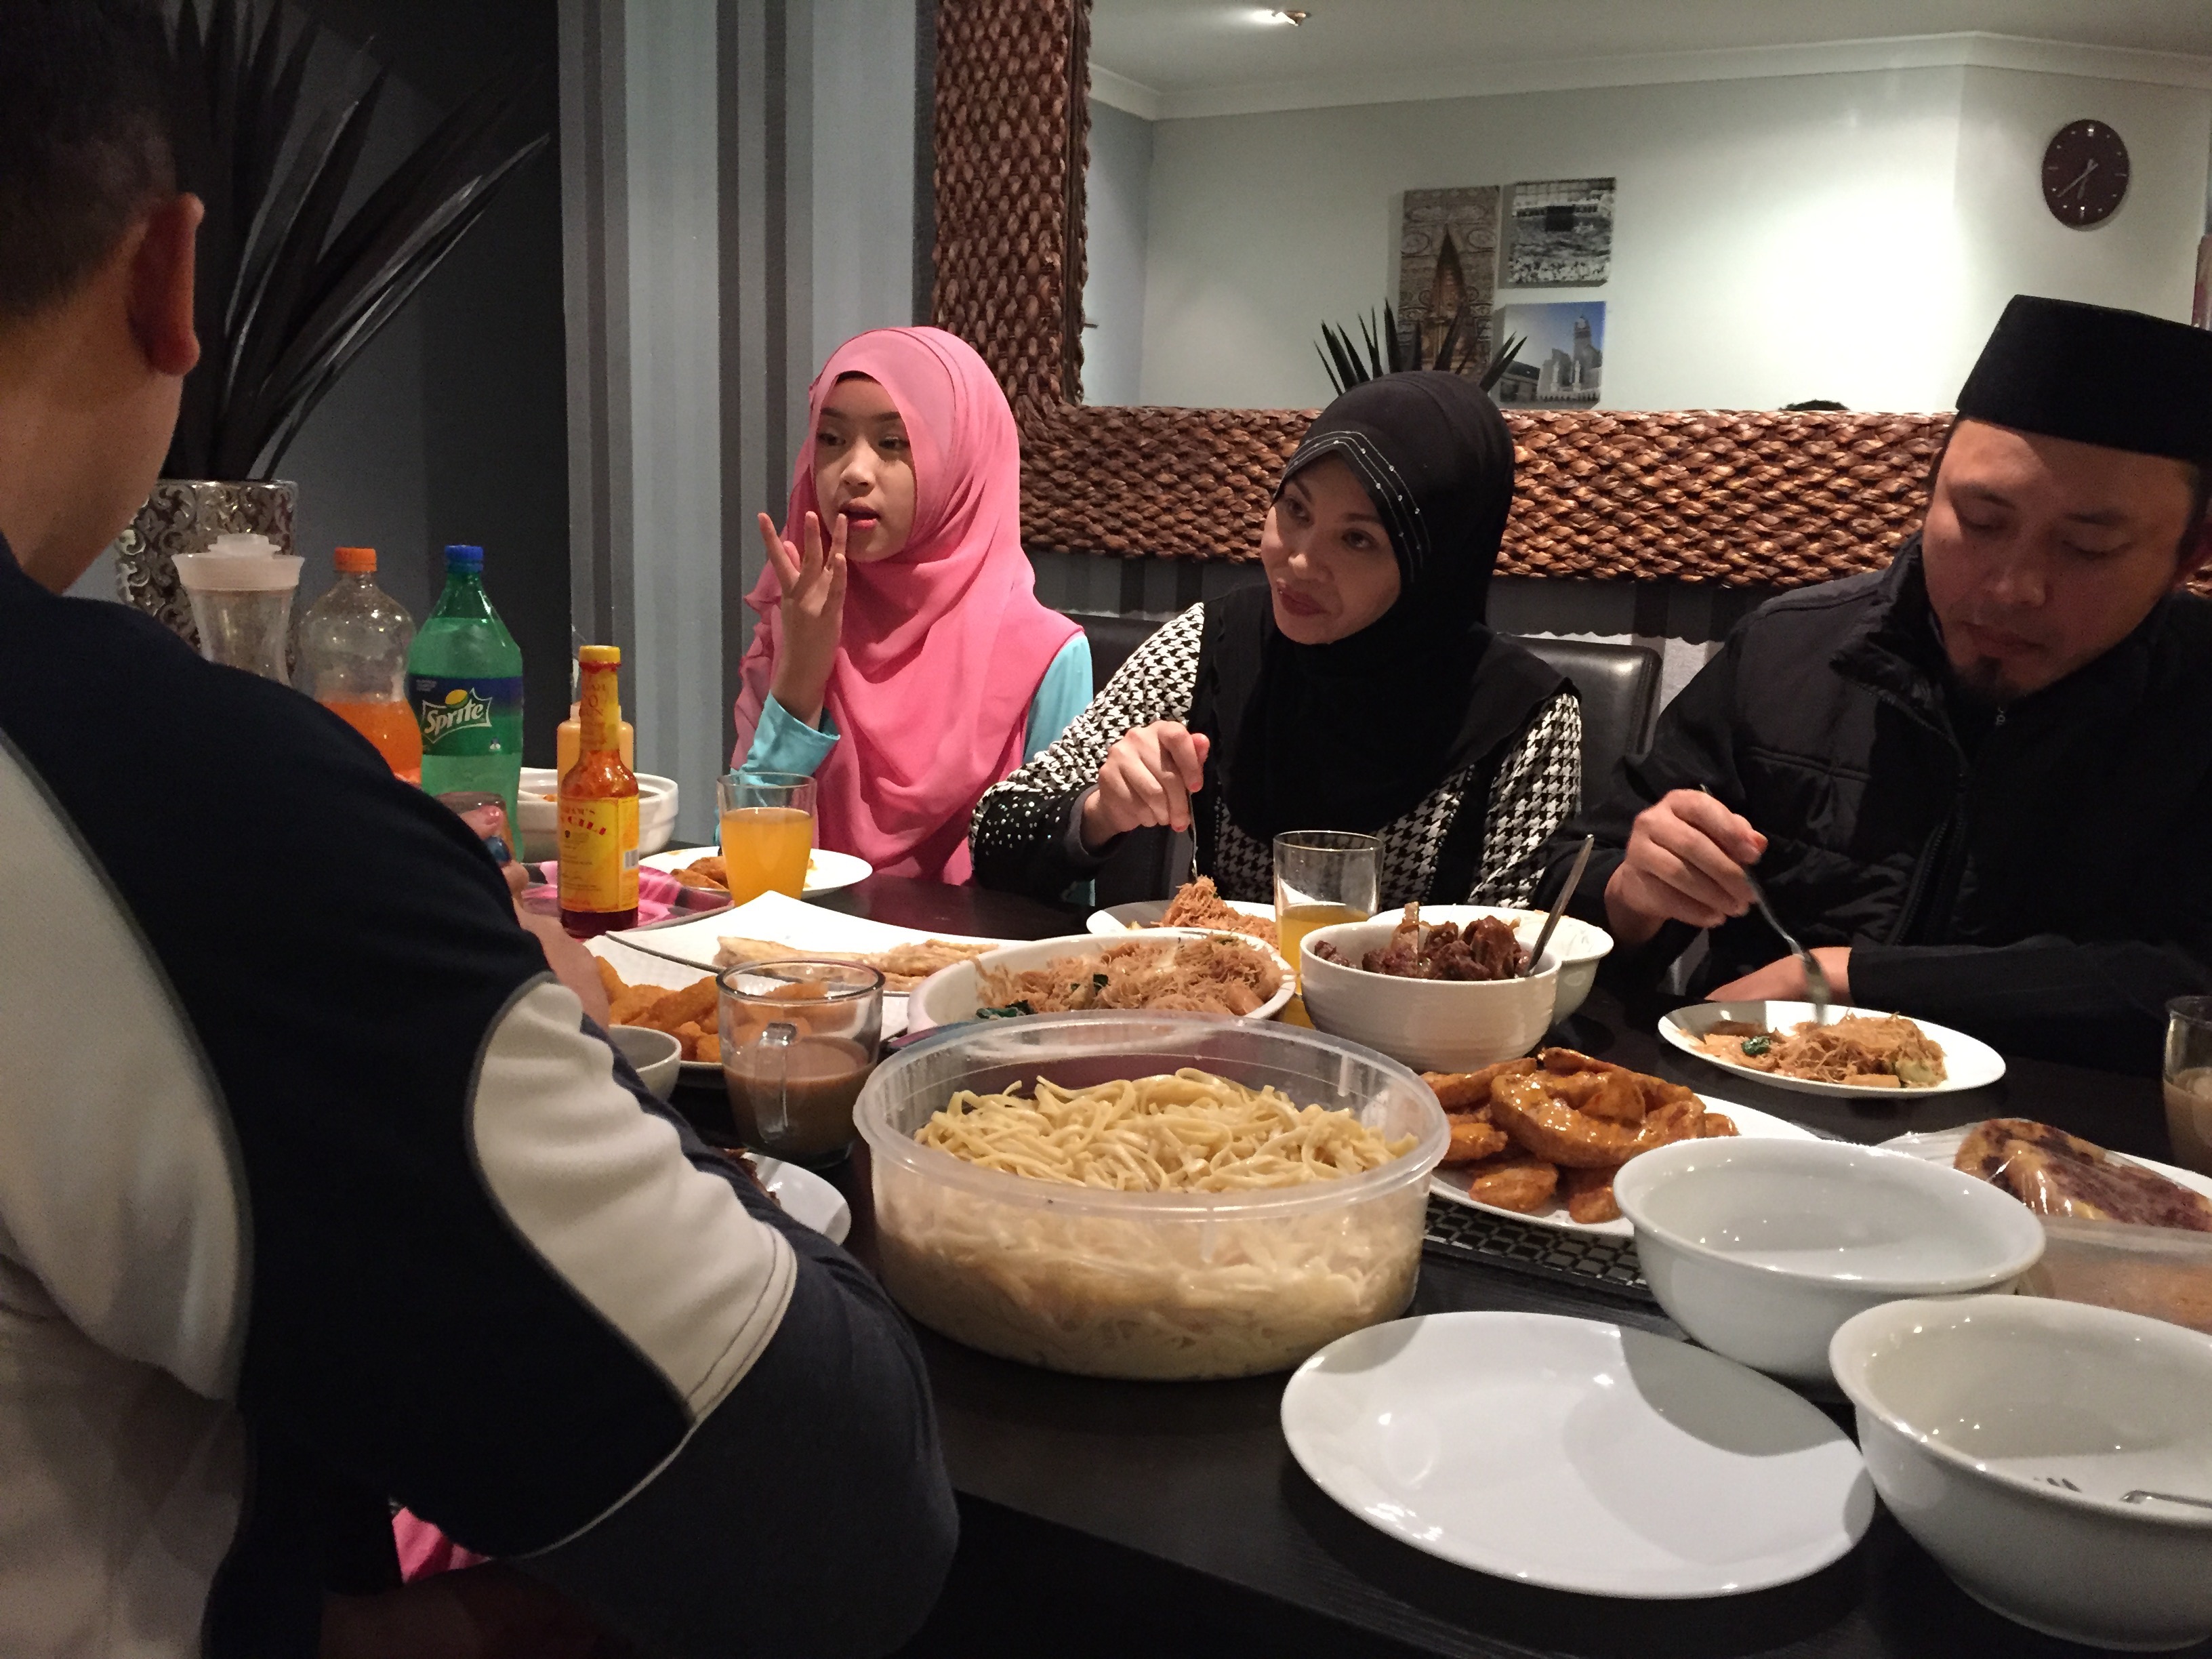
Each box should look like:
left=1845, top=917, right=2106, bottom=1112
left=1089, top=1, right=2212, bottom=119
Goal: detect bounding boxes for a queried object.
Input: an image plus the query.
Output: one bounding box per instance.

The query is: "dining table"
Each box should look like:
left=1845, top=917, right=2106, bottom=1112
left=668, top=874, right=2203, bottom=1659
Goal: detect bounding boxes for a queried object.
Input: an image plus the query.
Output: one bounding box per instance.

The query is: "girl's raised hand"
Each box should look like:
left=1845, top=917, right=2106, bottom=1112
left=760, top=510, right=848, bottom=728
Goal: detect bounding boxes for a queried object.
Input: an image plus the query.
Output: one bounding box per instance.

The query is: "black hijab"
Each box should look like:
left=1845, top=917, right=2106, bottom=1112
left=1190, top=372, right=1563, bottom=878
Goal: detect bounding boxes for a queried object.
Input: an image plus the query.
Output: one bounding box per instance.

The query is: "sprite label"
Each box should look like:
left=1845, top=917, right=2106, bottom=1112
left=410, top=675, right=523, bottom=756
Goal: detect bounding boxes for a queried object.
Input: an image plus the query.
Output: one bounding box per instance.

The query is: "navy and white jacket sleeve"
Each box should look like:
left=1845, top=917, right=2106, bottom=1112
left=0, top=552, right=954, bottom=1659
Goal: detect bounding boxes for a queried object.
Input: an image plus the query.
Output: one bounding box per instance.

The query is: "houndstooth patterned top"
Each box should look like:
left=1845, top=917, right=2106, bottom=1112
left=970, top=605, right=1582, bottom=907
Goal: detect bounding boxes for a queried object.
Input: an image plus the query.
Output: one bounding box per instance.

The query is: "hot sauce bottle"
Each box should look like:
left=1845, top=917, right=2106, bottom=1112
left=558, top=644, right=640, bottom=937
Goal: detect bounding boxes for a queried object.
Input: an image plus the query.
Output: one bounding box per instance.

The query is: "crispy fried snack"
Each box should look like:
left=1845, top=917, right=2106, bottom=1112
left=1561, top=1164, right=1622, bottom=1225
left=638, top=978, right=718, bottom=1035
left=593, top=957, right=624, bottom=998
left=1460, top=1153, right=1559, bottom=1214
left=1489, top=1073, right=1678, bottom=1168
left=1422, top=1057, right=1538, bottom=1113
left=672, top=1020, right=711, bottom=1061
left=695, top=1031, right=721, bottom=1064
left=1443, top=1115, right=1511, bottom=1165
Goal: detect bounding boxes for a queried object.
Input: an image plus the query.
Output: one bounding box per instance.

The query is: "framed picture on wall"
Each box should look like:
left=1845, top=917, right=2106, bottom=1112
left=1397, top=186, right=1500, bottom=369
left=1504, top=179, right=1615, bottom=287
left=1493, top=302, right=1605, bottom=406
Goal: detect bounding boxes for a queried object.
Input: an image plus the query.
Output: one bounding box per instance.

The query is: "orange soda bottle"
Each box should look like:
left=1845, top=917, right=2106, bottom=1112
left=558, top=644, right=639, bottom=937
left=293, top=546, right=423, bottom=783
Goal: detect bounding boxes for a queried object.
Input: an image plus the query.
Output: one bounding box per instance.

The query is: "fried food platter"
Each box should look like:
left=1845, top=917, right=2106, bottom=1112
left=1425, top=1049, right=1820, bottom=1237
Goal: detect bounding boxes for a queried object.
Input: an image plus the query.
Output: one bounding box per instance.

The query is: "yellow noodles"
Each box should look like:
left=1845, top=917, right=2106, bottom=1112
left=916, top=1068, right=1415, bottom=1191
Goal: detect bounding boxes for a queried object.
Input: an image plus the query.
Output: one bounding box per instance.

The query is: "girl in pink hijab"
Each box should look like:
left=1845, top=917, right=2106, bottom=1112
left=730, top=327, right=1089, bottom=883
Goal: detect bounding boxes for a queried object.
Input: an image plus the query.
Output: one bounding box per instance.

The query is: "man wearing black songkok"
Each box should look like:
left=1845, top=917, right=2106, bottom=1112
left=1540, top=295, right=2212, bottom=1073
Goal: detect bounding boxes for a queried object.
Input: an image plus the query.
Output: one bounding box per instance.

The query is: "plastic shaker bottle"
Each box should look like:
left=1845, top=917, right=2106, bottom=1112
left=409, top=544, right=525, bottom=825
left=294, top=546, right=422, bottom=782
left=173, top=533, right=304, bottom=683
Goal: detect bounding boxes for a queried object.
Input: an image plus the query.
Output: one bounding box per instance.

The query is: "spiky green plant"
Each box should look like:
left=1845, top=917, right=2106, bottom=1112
left=161, top=0, right=551, bottom=480
left=1315, top=301, right=1523, bottom=398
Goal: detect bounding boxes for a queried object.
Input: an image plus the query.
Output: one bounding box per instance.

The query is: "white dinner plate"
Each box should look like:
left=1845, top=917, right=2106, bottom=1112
left=1879, top=1126, right=2212, bottom=1204
left=1660, top=1000, right=2006, bottom=1098
left=753, top=1156, right=850, bottom=1244
left=1282, top=1312, right=1873, bottom=1598
left=1428, top=1096, right=1819, bottom=1238
left=640, top=846, right=874, bottom=895
left=1085, top=897, right=1276, bottom=936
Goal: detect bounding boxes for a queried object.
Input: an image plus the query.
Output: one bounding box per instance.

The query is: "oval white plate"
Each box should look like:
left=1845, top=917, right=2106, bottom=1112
left=1879, top=1126, right=2212, bottom=1204
left=1282, top=1311, right=1872, bottom=1598
left=1428, top=1097, right=1820, bottom=1237
left=753, top=1156, right=850, bottom=1244
left=640, top=846, right=875, bottom=896
left=1085, top=897, right=1276, bottom=936
left=905, top=930, right=1293, bottom=1033
left=1660, top=1000, right=2005, bottom=1098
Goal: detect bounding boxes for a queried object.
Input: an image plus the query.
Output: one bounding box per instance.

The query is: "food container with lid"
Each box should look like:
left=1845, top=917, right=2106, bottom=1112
left=855, top=1012, right=1448, bottom=1380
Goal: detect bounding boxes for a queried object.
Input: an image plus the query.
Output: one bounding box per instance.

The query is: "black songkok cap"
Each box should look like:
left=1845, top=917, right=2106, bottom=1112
left=1957, top=295, right=2212, bottom=467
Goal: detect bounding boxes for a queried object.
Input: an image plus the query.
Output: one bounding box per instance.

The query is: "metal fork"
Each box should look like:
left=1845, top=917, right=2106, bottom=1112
left=1698, top=787, right=1830, bottom=1025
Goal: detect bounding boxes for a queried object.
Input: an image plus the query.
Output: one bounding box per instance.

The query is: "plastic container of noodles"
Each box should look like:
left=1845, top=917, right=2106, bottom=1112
left=855, top=1012, right=1448, bottom=1380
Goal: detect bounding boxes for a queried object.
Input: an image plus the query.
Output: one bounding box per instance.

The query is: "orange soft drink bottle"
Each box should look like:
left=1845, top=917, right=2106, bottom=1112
left=293, top=546, right=424, bottom=782
left=558, top=644, right=640, bottom=936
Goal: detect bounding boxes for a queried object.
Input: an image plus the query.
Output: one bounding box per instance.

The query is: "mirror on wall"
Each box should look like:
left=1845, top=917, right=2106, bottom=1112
left=1082, top=0, right=2212, bottom=414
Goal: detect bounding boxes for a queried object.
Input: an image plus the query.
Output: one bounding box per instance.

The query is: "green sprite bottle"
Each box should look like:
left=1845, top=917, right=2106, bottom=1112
left=409, top=544, right=525, bottom=826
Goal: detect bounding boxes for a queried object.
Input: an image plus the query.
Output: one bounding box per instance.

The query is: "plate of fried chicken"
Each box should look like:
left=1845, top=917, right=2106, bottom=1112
left=1425, top=1048, right=1821, bottom=1237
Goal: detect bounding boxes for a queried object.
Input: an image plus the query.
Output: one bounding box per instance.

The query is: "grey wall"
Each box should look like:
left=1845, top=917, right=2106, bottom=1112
left=1082, top=98, right=1153, bottom=406
left=561, top=0, right=924, bottom=839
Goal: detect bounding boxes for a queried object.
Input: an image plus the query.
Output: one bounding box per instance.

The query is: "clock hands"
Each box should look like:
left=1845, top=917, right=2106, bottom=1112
left=2056, top=159, right=2099, bottom=201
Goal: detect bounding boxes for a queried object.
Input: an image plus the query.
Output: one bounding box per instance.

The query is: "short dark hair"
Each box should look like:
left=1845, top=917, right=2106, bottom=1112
left=0, top=0, right=174, bottom=320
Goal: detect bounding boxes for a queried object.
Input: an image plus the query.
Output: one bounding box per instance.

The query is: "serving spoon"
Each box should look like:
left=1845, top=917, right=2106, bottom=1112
left=1696, top=786, right=1830, bottom=1026
left=1524, top=836, right=1593, bottom=979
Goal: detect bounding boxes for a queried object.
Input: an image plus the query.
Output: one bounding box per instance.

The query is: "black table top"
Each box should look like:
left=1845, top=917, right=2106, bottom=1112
left=676, top=876, right=2197, bottom=1659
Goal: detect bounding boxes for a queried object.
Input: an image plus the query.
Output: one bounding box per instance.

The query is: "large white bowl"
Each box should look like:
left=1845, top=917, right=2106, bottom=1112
left=1612, top=1138, right=2045, bottom=1389
left=1298, top=918, right=1559, bottom=1073
left=1424, top=906, right=1613, bottom=1020
left=1832, top=1296, right=2212, bottom=1650
left=908, top=930, right=1292, bottom=1032
left=517, top=766, right=678, bottom=862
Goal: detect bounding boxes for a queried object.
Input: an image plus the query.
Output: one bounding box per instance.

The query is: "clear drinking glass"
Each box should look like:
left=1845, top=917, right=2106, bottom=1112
left=2164, top=998, right=2212, bottom=1175
left=720, top=961, right=884, bottom=1166
left=1274, top=831, right=1381, bottom=979
left=717, top=771, right=817, bottom=905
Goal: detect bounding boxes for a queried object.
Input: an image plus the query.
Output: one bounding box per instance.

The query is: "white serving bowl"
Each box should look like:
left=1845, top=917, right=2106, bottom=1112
left=1612, top=1138, right=2045, bottom=1389
left=1831, top=1296, right=2212, bottom=1650
left=1297, top=918, right=1559, bottom=1073
left=909, top=930, right=1294, bottom=1033
left=607, top=1024, right=682, bottom=1099
left=517, top=766, right=679, bottom=862
left=1427, top=906, right=1613, bottom=1020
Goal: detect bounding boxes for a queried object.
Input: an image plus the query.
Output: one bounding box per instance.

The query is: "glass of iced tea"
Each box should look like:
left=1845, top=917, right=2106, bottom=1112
left=1274, top=831, right=1380, bottom=983
left=719, top=960, right=884, bottom=1166
left=718, top=771, right=817, bottom=905
left=2164, top=997, right=2212, bottom=1175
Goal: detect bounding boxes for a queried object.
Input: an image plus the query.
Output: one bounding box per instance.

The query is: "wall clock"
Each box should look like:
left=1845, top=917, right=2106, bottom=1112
left=2043, top=119, right=2129, bottom=228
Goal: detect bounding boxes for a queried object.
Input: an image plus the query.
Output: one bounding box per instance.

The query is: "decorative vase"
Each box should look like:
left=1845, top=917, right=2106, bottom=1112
left=112, top=478, right=297, bottom=647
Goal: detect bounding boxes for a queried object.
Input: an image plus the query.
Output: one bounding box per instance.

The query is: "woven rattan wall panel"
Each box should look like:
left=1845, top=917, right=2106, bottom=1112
left=934, top=0, right=1951, bottom=585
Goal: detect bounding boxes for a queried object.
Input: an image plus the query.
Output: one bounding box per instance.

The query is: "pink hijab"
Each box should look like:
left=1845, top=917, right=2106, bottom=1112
left=731, top=327, right=1080, bottom=882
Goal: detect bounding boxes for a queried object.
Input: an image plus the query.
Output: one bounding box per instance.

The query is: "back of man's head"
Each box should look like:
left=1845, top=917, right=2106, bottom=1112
left=0, top=0, right=173, bottom=323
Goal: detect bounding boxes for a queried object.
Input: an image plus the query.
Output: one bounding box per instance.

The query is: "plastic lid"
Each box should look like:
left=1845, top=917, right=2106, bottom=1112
left=579, top=644, right=621, bottom=667
left=444, top=544, right=483, bottom=570
left=333, top=546, right=377, bottom=573
left=173, top=534, right=304, bottom=592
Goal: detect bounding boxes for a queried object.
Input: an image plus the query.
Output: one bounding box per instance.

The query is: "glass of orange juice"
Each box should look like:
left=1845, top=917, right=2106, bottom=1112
left=1274, top=831, right=1380, bottom=985
left=718, top=772, right=817, bottom=906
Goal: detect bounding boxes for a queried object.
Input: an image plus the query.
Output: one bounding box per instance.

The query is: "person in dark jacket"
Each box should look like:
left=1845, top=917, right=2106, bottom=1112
left=1542, top=295, right=2212, bottom=1074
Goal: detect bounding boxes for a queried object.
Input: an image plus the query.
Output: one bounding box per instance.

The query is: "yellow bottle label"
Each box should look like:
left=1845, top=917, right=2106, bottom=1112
left=559, top=798, right=640, bottom=912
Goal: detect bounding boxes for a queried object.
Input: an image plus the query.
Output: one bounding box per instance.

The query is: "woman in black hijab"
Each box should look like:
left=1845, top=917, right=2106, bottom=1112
left=969, top=372, right=1582, bottom=907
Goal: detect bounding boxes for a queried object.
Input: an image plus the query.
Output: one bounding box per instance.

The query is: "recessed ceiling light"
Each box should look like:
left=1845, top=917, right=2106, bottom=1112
left=1260, top=8, right=1310, bottom=24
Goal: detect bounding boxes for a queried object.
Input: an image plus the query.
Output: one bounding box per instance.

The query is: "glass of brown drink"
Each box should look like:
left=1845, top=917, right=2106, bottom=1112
left=719, top=961, right=884, bottom=1166
left=2165, top=998, right=2212, bottom=1176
